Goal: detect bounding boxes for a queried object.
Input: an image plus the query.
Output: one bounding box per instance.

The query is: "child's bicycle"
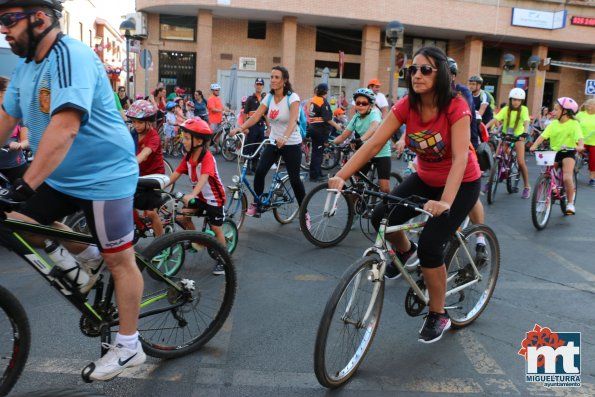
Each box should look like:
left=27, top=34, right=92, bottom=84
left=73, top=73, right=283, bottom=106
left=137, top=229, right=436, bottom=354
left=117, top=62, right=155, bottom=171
left=225, top=133, right=306, bottom=230
left=0, top=197, right=236, bottom=391
left=486, top=134, right=522, bottom=204
left=530, top=150, right=578, bottom=230
left=313, top=188, right=499, bottom=388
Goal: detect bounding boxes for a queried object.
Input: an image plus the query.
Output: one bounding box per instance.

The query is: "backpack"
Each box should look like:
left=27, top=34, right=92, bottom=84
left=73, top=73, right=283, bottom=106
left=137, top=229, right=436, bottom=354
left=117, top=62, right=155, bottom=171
left=481, top=89, right=496, bottom=111
left=267, top=92, right=308, bottom=138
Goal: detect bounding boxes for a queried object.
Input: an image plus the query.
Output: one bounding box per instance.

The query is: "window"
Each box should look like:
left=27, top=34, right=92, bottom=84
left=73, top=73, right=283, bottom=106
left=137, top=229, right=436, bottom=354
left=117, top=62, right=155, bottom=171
left=159, top=51, right=196, bottom=94
left=316, top=27, right=362, bottom=55
left=519, top=50, right=532, bottom=70
left=547, top=50, right=561, bottom=72
left=482, top=46, right=502, bottom=67
left=247, top=21, right=266, bottom=40
left=314, top=60, right=360, bottom=80
left=160, top=14, right=197, bottom=42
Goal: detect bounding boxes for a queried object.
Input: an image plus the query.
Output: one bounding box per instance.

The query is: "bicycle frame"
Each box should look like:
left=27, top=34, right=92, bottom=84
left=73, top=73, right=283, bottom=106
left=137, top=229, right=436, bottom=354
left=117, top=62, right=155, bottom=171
left=331, top=190, right=482, bottom=325
left=231, top=134, right=303, bottom=209
left=0, top=219, right=185, bottom=337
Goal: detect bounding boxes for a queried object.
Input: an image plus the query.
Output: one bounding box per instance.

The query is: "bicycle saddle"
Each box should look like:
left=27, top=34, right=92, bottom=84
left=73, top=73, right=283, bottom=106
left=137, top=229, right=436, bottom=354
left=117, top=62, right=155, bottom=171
left=137, top=174, right=170, bottom=190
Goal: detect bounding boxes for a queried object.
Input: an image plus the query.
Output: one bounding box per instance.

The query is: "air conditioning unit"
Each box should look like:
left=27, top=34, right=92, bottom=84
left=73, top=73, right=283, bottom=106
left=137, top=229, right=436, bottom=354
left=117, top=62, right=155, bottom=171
left=125, top=12, right=148, bottom=38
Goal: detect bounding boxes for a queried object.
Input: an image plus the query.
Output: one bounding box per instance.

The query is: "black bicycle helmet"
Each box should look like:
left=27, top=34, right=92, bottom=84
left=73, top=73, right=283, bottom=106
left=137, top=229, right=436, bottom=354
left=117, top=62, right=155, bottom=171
left=0, top=0, right=63, bottom=9
left=447, top=57, right=458, bottom=76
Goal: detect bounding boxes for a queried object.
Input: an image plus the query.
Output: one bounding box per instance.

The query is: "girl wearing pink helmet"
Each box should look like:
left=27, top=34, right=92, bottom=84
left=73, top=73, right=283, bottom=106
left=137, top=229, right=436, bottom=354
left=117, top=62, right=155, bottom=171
left=530, top=97, right=584, bottom=215
left=485, top=88, right=532, bottom=198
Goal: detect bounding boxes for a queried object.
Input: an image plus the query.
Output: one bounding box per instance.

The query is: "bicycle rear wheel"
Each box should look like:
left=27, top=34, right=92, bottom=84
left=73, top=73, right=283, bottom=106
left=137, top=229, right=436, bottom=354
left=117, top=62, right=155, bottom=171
left=136, top=231, right=236, bottom=359
left=205, top=219, right=239, bottom=255
left=272, top=176, right=300, bottom=224
left=0, top=285, right=31, bottom=397
left=443, top=224, right=499, bottom=327
left=314, top=257, right=384, bottom=388
left=321, top=145, right=340, bottom=170
left=299, top=183, right=354, bottom=248
left=300, top=141, right=312, bottom=171
left=531, top=174, right=552, bottom=230
left=221, top=132, right=239, bottom=162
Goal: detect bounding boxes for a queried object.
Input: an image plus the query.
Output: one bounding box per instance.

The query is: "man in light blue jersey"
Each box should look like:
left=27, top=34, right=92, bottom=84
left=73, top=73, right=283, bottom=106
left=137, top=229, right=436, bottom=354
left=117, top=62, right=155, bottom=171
left=0, top=0, right=145, bottom=381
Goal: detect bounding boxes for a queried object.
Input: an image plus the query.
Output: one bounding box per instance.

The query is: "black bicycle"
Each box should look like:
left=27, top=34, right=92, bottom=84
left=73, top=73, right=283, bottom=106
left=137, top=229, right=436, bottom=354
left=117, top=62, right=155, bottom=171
left=0, top=284, right=30, bottom=397
left=0, top=197, right=236, bottom=392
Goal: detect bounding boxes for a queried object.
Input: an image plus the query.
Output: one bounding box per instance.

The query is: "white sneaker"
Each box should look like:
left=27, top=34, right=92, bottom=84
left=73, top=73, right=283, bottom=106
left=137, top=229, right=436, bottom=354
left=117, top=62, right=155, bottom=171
left=565, top=203, right=575, bottom=215
left=83, top=342, right=146, bottom=381
left=78, top=257, right=104, bottom=294
left=270, top=163, right=277, bottom=170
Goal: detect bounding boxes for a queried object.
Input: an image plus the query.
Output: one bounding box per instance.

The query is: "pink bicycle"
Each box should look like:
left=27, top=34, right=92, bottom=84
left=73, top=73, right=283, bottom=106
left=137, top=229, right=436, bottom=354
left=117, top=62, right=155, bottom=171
left=530, top=150, right=577, bottom=230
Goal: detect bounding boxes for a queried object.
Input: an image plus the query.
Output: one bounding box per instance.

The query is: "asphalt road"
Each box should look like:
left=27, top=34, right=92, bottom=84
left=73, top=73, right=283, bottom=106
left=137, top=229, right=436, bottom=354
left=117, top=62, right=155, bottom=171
left=3, top=152, right=595, bottom=397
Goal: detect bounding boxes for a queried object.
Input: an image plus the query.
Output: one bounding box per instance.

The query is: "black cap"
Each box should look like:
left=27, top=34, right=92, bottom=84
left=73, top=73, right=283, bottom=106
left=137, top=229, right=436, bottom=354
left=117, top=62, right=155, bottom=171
left=255, top=77, right=264, bottom=85
left=316, top=83, right=329, bottom=92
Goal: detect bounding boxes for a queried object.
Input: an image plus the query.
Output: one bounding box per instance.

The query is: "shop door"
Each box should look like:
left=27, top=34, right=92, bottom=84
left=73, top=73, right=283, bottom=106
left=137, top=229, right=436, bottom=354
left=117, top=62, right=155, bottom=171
left=542, top=81, right=556, bottom=111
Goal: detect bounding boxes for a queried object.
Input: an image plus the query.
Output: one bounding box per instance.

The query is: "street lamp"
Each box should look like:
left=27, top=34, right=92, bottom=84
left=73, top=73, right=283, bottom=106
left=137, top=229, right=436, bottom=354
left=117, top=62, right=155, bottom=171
left=385, top=20, right=404, bottom=106
left=119, top=17, right=136, bottom=98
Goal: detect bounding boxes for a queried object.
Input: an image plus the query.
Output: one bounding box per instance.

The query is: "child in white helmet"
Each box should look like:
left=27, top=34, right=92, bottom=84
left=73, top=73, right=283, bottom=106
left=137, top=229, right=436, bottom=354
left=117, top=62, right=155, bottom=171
left=485, top=88, right=531, bottom=198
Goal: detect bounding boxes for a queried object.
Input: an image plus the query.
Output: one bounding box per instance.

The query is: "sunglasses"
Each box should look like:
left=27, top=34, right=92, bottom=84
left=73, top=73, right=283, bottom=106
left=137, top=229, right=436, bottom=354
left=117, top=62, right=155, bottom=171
left=355, top=101, right=370, bottom=107
left=255, top=82, right=264, bottom=86
left=408, top=64, right=438, bottom=76
left=0, top=12, right=31, bottom=28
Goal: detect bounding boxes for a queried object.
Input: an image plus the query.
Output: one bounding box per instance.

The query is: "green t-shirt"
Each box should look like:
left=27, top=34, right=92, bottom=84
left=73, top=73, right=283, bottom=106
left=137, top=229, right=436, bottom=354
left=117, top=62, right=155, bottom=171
left=347, top=109, right=391, bottom=157
left=494, top=105, right=530, bottom=137
left=113, top=92, right=123, bottom=111
left=541, top=119, right=583, bottom=151
left=576, top=111, right=595, bottom=146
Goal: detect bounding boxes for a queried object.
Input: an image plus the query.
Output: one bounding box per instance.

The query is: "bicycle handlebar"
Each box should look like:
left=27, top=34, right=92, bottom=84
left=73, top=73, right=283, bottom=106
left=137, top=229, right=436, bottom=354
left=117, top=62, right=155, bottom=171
left=327, top=187, right=433, bottom=217
left=232, top=133, right=277, bottom=160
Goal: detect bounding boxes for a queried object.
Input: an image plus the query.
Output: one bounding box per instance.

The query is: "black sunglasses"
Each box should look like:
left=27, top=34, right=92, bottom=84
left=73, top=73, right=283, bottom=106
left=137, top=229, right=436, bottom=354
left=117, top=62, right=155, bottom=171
left=408, top=64, right=438, bottom=76
left=0, top=12, right=31, bottom=28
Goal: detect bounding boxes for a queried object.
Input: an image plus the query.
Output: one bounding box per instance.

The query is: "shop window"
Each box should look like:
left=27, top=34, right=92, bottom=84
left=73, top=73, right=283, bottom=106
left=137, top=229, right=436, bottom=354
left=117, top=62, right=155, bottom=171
left=248, top=21, right=266, bottom=40
left=159, top=51, right=196, bottom=94
left=314, top=60, right=360, bottom=80
left=519, top=50, right=532, bottom=71
left=547, top=50, right=561, bottom=73
left=482, top=47, right=502, bottom=68
left=160, top=14, right=197, bottom=42
left=316, top=27, right=362, bottom=55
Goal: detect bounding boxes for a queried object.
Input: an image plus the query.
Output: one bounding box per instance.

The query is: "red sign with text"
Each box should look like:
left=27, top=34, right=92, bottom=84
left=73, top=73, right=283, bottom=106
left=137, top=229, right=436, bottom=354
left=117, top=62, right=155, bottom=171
left=571, top=16, right=595, bottom=27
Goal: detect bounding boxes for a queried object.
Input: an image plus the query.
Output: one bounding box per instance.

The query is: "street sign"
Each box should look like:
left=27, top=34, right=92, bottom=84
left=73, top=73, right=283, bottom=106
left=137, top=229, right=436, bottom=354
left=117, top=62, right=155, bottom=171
left=122, top=59, right=135, bottom=73
left=140, top=49, right=152, bottom=69
left=129, top=39, right=141, bottom=54
left=586, top=79, right=595, bottom=96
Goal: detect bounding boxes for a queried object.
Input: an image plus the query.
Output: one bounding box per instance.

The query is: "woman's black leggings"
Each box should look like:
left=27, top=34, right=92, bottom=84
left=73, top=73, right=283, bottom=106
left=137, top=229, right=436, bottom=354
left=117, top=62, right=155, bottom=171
left=371, top=173, right=480, bottom=268
left=253, top=143, right=306, bottom=206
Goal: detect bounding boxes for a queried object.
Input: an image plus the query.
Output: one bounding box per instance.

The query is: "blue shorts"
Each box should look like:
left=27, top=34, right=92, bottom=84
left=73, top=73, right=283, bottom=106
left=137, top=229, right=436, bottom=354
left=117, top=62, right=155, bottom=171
left=20, top=183, right=134, bottom=253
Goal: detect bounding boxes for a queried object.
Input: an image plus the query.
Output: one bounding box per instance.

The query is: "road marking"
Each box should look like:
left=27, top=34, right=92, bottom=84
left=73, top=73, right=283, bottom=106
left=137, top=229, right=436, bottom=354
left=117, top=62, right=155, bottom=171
left=457, top=329, right=505, bottom=375
left=545, top=250, right=595, bottom=282
left=498, top=281, right=595, bottom=293
left=200, top=315, right=234, bottom=365
left=293, top=274, right=326, bottom=281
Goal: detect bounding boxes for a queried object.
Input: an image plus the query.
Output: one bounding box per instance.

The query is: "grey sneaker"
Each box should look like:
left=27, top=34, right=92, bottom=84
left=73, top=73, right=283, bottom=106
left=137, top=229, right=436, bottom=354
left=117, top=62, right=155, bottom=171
left=212, top=260, right=225, bottom=276
left=419, top=311, right=451, bottom=344
left=475, top=244, right=488, bottom=270
left=385, top=242, right=417, bottom=280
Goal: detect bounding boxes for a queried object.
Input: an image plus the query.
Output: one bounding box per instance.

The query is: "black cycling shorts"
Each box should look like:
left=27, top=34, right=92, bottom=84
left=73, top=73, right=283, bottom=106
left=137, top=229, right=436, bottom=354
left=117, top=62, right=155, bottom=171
left=359, top=156, right=392, bottom=180
left=186, top=199, right=224, bottom=227
left=554, top=150, right=576, bottom=163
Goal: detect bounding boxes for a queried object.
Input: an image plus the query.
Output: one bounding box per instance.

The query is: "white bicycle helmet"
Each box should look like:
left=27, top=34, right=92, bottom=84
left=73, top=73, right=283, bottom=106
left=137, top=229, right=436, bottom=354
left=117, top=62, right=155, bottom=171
left=508, top=88, right=526, bottom=100
left=210, top=83, right=221, bottom=91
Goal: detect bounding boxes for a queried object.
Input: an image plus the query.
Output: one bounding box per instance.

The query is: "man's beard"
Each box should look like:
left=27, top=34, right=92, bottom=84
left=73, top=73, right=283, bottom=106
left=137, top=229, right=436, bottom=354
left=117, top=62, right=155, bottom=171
left=7, top=36, right=29, bottom=58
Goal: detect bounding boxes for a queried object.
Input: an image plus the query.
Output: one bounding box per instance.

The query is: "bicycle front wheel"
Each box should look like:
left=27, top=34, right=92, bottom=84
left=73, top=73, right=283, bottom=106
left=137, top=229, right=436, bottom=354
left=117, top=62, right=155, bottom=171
left=0, top=285, right=31, bottom=397
left=221, top=132, right=239, bottom=162
left=299, top=183, right=354, bottom=248
left=205, top=219, right=239, bottom=255
left=506, top=155, right=520, bottom=194
left=163, top=159, right=175, bottom=193
left=531, top=174, right=552, bottom=230
left=321, top=145, right=340, bottom=170
left=272, top=176, right=300, bottom=224
left=314, top=257, right=384, bottom=388
left=136, top=231, right=236, bottom=359
left=486, top=158, right=499, bottom=204
left=225, top=189, right=247, bottom=231
left=444, top=224, right=499, bottom=327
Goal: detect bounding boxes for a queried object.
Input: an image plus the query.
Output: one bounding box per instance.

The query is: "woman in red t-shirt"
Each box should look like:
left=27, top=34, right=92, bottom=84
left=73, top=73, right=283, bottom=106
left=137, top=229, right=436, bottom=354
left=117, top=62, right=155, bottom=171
left=329, top=46, right=481, bottom=344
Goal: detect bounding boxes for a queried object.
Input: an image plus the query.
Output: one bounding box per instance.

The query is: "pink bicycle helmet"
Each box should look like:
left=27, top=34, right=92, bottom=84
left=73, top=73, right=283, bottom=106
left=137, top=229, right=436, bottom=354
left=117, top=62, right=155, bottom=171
left=557, top=97, right=578, bottom=114
left=126, top=100, right=157, bottom=120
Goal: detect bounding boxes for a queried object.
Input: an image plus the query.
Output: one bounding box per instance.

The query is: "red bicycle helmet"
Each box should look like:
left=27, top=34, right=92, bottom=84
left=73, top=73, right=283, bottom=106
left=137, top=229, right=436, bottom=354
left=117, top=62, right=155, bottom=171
left=126, top=100, right=157, bottom=121
left=557, top=97, right=578, bottom=114
left=180, top=117, right=213, bottom=142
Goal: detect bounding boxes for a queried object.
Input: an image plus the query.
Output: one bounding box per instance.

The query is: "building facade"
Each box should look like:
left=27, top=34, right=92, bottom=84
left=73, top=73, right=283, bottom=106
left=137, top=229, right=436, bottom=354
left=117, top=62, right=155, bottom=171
left=135, top=0, right=595, bottom=115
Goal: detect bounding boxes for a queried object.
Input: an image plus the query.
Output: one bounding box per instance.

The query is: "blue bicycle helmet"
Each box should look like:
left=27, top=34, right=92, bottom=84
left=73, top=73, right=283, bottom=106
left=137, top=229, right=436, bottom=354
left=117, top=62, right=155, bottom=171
left=352, top=88, right=375, bottom=105
left=165, top=101, right=177, bottom=111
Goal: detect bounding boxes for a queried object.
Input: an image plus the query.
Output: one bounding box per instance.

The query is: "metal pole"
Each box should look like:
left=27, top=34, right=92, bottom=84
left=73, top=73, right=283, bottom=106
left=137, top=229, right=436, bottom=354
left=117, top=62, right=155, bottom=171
left=125, top=33, right=130, bottom=99
left=388, top=41, right=396, bottom=107
left=144, top=62, right=149, bottom=98
left=132, top=53, right=136, bottom=99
